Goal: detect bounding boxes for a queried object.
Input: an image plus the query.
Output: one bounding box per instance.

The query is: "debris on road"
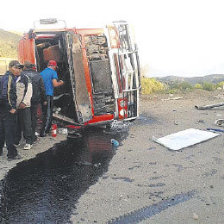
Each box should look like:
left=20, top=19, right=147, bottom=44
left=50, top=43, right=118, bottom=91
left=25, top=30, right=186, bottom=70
left=193, top=212, right=199, bottom=220
left=58, top=128, right=68, bottom=135
left=215, top=119, right=224, bottom=127
left=207, top=128, right=224, bottom=133
left=152, top=128, right=219, bottom=151
left=197, top=120, right=205, bottom=124
left=161, top=97, right=183, bottom=101
left=195, top=102, right=224, bottom=110
left=111, top=139, right=119, bottom=147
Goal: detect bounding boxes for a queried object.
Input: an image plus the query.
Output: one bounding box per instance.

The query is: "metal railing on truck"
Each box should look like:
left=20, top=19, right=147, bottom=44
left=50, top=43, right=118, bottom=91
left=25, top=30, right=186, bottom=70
left=113, top=21, right=141, bottom=120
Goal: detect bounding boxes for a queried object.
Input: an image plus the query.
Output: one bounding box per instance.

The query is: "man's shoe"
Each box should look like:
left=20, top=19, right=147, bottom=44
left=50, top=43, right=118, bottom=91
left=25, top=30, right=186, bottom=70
left=7, top=154, right=22, bottom=161
left=23, top=144, right=32, bottom=150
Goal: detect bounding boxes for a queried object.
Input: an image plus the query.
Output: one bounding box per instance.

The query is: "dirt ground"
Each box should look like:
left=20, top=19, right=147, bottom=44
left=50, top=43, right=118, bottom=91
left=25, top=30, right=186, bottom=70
left=1, top=89, right=224, bottom=223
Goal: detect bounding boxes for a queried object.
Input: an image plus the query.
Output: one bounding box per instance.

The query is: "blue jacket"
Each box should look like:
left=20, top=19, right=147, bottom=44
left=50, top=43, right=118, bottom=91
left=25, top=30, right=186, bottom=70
left=0, top=71, right=17, bottom=111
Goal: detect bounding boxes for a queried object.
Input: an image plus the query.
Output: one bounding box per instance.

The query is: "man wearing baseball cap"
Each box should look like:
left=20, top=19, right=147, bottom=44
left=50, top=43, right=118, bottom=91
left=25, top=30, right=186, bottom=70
left=8, top=60, right=24, bottom=69
left=40, top=60, right=64, bottom=137
left=0, top=60, right=24, bottom=160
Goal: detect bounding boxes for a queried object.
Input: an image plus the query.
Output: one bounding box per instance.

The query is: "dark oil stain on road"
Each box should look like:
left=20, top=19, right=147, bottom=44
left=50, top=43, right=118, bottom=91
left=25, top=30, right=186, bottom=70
left=134, top=114, right=158, bottom=126
left=0, top=126, right=128, bottom=224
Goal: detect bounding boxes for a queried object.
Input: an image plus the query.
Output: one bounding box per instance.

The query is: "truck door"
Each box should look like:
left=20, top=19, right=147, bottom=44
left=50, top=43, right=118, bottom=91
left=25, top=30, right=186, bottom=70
left=18, top=34, right=36, bottom=65
left=65, top=32, right=92, bottom=123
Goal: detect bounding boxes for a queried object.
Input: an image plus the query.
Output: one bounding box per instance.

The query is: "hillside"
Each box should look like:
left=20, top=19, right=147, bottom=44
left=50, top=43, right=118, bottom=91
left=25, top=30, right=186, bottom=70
left=0, top=29, right=21, bottom=58
left=156, top=74, right=224, bottom=85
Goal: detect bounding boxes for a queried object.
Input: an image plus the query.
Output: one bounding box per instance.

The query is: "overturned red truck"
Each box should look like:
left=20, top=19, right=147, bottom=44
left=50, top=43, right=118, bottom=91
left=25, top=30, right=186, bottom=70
left=18, top=19, right=141, bottom=134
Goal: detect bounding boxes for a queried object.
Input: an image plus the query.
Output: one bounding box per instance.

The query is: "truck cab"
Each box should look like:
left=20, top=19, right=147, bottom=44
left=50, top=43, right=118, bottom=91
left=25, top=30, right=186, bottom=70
left=18, top=19, right=141, bottom=130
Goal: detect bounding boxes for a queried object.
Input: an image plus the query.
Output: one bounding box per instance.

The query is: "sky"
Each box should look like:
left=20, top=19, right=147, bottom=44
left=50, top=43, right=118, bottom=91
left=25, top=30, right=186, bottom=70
left=1, top=0, right=224, bottom=77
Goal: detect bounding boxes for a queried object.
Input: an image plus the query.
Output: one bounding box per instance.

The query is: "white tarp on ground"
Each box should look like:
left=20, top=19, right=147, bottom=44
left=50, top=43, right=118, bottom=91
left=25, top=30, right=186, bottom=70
left=153, top=128, right=219, bottom=151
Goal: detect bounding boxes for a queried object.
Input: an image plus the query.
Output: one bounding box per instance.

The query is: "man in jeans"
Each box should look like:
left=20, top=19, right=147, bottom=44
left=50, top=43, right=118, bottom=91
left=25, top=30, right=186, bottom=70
left=0, top=60, right=23, bottom=160
left=22, top=61, right=47, bottom=143
left=14, top=64, right=33, bottom=150
left=40, top=60, right=64, bottom=137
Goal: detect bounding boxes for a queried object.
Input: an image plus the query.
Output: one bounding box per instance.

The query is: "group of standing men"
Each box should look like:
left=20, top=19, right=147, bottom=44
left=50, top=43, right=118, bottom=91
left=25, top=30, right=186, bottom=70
left=0, top=60, right=64, bottom=160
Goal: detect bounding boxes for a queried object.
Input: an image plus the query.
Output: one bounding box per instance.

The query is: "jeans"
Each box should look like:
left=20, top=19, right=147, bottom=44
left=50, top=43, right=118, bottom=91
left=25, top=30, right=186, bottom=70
left=0, top=111, right=18, bottom=158
left=30, top=103, right=38, bottom=142
left=15, top=107, right=32, bottom=145
left=41, top=96, right=53, bottom=135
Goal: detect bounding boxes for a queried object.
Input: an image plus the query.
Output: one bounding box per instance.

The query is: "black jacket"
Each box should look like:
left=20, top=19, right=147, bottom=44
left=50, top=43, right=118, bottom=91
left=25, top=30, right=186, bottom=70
left=0, top=71, right=17, bottom=111
left=22, top=69, right=46, bottom=104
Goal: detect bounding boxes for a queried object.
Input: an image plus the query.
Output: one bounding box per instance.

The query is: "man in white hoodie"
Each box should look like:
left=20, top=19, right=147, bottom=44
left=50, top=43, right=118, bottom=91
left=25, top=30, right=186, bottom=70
left=14, top=64, right=33, bottom=150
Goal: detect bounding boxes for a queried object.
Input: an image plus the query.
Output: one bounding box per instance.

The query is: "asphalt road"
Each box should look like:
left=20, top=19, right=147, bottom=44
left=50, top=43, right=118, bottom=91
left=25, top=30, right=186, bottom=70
left=72, top=90, right=224, bottom=223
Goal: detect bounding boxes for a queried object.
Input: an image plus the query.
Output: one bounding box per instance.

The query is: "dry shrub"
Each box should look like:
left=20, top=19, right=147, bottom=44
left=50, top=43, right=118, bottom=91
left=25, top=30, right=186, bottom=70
left=141, top=77, right=165, bottom=94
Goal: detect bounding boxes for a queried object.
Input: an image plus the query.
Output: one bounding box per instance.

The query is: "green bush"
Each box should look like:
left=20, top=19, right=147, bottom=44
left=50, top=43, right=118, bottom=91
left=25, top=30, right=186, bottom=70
left=194, top=83, right=203, bottom=89
left=178, top=81, right=193, bottom=90
left=164, top=81, right=192, bottom=94
left=161, top=80, right=217, bottom=93
left=202, top=82, right=215, bottom=91
left=165, top=88, right=179, bottom=94
left=167, top=81, right=180, bottom=90
left=216, top=81, right=224, bottom=89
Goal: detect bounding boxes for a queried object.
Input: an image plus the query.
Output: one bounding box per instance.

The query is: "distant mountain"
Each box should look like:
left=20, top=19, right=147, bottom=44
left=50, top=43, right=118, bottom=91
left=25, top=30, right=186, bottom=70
left=156, top=74, right=224, bottom=85
left=0, top=29, right=21, bottom=58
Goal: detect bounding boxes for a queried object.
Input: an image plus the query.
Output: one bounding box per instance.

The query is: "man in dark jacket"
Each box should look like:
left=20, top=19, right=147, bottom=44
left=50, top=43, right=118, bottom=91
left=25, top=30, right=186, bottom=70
left=22, top=61, right=47, bottom=143
left=0, top=60, right=23, bottom=160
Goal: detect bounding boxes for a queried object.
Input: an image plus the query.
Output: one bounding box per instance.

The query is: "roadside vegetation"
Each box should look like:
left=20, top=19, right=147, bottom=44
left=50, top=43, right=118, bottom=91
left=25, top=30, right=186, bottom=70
left=0, top=29, right=20, bottom=58
left=0, top=29, right=20, bottom=74
left=141, top=77, right=224, bottom=95
left=141, top=77, right=165, bottom=94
